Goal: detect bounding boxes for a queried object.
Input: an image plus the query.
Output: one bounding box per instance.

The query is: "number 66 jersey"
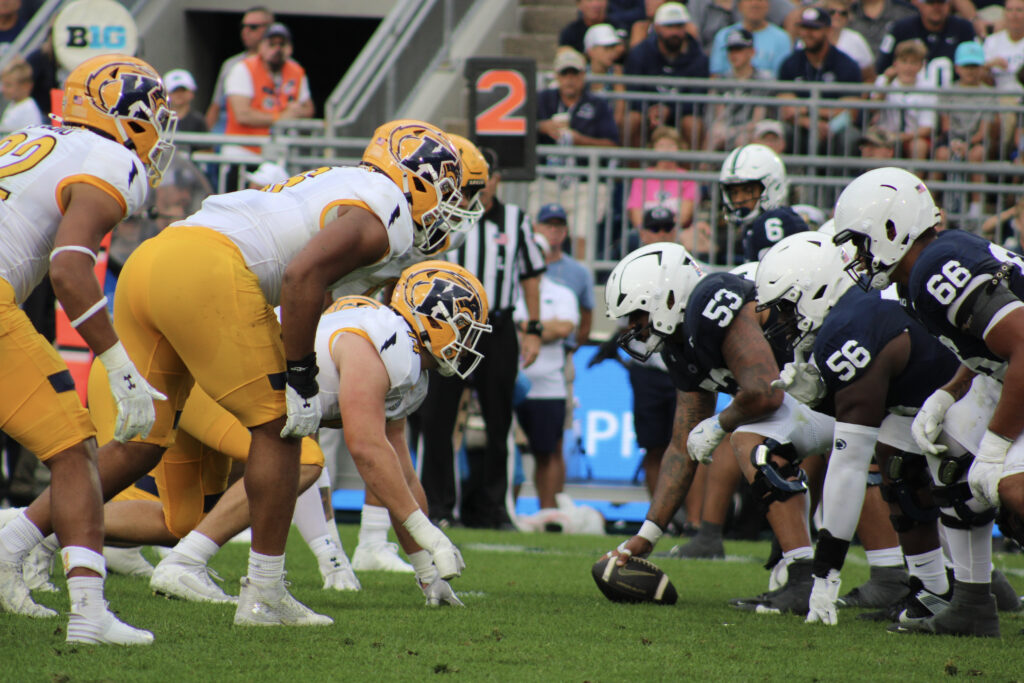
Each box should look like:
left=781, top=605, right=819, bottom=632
left=0, top=125, right=147, bottom=304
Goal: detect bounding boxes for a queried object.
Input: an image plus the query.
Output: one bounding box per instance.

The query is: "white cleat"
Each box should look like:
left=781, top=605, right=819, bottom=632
left=67, top=603, right=154, bottom=646
left=420, top=576, right=464, bottom=607
left=23, top=543, right=58, bottom=593
left=431, top=542, right=465, bottom=580
left=0, top=559, right=57, bottom=618
left=322, top=560, right=361, bottom=592
left=233, top=577, right=333, bottom=627
left=150, top=560, right=236, bottom=604
left=0, top=507, right=22, bottom=526
left=104, top=546, right=155, bottom=578
left=351, top=542, right=414, bottom=573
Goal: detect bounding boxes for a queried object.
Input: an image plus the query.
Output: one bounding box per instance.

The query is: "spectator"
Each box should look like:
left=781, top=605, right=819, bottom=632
left=629, top=0, right=701, bottom=47
left=419, top=159, right=546, bottom=530
left=531, top=203, right=595, bottom=350
left=752, top=117, right=787, bottom=153
left=777, top=7, right=862, bottom=155
left=857, top=124, right=898, bottom=157
left=244, top=161, right=289, bottom=189
left=25, top=23, right=56, bottom=117
left=205, top=6, right=273, bottom=131
left=224, top=21, right=313, bottom=161
left=535, top=47, right=619, bottom=254
left=826, top=0, right=877, bottom=81
left=513, top=233, right=580, bottom=511
left=708, top=0, right=793, bottom=78
left=0, top=57, right=42, bottom=130
left=689, top=0, right=798, bottom=51
left=560, top=0, right=625, bottom=55
left=876, top=0, right=975, bottom=87
left=0, top=0, right=27, bottom=44
left=983, top=0, right=1024, bottom=93
left=847, top=0, right=916, bottom=56
left=624, top=2, right=710, bottom=148
left=163, top=68, right=208, bottom=157
left=981, top=194, right=1024, bottom=250
left=708, top=28, right=773, bottom=150
left=626, top=126, right=698, bottom=232
left=871, top=38, right=936, bottom=161
left=933, top=41, right=998, bottom=219
left=583, top=23, right=627, bottom=129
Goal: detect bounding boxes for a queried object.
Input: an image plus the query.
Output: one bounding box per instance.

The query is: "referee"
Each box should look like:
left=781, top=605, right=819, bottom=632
left=417, top=159, right=546, bottom=529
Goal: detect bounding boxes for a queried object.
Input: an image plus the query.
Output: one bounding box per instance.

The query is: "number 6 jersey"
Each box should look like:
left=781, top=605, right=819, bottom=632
left=0, top=125, right=148, bottom=303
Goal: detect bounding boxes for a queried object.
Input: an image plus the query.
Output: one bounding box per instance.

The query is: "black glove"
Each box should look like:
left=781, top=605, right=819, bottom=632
left=587, top=338, right=623, bottom=369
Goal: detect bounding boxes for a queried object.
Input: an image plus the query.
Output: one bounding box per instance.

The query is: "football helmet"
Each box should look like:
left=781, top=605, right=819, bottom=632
left=59, top=55, right=177, bottom=188
left=361, top=120, right=463, bottom=255
left=755, top=232, right=854, bottom=353
left=729, top=261, right=759, bottom=282
left=832, top=167, right=940, bottom=291
left=391, top=260, right=491, bottom=379
left=446, top=133, right=489, bottom=233
left=604, top=243, right=704, bottom=361
left=719, top=144, right=788, bottom=226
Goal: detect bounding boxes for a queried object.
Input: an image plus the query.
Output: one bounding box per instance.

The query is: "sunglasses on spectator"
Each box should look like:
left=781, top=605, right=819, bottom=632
left=828, top=9, right=848, bottom=16
left=241, top=22, right=270, bottom=30
left=643, top=223, right=675, bottom=232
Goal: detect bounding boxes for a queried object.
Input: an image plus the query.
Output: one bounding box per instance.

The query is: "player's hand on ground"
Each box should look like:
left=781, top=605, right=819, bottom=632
left=806, top=570, right=841, bottom=626
left=911, top=389, right=955, bottom=455
left=98, top=341, right=166, bottom=442
left=606, top=536, right=652, bottom=566
left=421, top=576, right=465, bottom=607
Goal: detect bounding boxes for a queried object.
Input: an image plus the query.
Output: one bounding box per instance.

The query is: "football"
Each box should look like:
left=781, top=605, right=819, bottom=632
left=591, top=554, right=678, bottom=605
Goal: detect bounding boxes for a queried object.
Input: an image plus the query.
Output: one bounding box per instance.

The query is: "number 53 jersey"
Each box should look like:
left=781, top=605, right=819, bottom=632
left=0, top=125, right=148, bottom=303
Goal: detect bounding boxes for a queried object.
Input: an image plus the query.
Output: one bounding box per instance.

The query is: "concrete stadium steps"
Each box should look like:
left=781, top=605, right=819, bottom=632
left=503, top=0, right=578, bottom=71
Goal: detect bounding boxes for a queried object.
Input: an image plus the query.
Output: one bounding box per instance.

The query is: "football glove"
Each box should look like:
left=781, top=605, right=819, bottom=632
left=911, top=390, right=955, bottom=455
left=806, top=570, right=841, bottom=626
left=687, top=416, right=726, bottom=464
left=772, top=360, right=826, bottom=407
left=98, top=341, right=166, bottom=442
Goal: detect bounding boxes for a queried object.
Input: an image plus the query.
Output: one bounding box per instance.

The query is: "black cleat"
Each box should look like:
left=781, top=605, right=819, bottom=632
left=888, top=581, right=1000, bottom=638
left=656, top=533, right=725, bottom=560
left=836, top=565, right=911, bottom=609
left=990, top=570, right=1022, bottom=613
left=733, top=560, right=813, bottom=615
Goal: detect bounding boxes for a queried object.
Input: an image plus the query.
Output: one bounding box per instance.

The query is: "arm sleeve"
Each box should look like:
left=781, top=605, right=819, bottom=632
left=821, top=421, right=879, bottom=542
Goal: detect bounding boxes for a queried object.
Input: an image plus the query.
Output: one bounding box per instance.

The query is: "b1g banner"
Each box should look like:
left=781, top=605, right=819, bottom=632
left=464, top=57, right=536, bottom=182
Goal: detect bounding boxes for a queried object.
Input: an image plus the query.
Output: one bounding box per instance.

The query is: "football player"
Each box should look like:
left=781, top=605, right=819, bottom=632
left=0, top=55, right=176, bottom=645
left=602, top=242, right=834, bottom=615
left=13, top=120, right=468, bottom=628
left=832, top=167, right=1024, bottom=636
left=756, top=232, right=962, bottom=627
left=719, top=143, right=808, bottom=263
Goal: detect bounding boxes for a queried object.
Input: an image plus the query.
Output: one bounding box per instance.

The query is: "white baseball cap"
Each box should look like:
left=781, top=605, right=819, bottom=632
left=163, top=68, right=196, bottom=93
left=553, top=48, right=587, bottom=73
left=584, top=23, right=620, bottom=51
left=654, top=2, right=690, bottom=25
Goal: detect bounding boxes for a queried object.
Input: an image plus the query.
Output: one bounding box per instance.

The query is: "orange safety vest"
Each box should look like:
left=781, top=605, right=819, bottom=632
left=225, top=55, right=306, bottom=153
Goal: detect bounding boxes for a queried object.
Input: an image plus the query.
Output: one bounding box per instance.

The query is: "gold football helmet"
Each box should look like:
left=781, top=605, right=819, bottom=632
left=446, top=133, right=489, bottom=233
left=60, top=55, right=178, bottom=188
left=361, top=120, right=463, bottom=255
left=391, top=260, right=491, bottom=379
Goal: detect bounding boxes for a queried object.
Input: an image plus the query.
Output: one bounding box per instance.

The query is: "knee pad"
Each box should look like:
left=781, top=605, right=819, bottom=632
left=749, top=438, right=807, bottom=507
left=880, top=451, right=938, bottom=533
left=995, top=506, right=1024, bottom=550
left=932, top=480, right=997, bottom=530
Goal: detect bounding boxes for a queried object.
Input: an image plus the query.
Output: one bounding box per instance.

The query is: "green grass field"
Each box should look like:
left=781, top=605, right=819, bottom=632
left=3, top=527, right=1024, bottom=682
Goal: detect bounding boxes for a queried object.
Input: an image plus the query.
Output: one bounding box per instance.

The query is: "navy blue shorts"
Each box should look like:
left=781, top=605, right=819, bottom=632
left=628, top=365, right=676, bottom=450
left=515, top=399, right=566, bottom=456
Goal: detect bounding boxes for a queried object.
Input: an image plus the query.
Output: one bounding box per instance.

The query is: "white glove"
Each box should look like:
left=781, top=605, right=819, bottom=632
left=98, top=342, right=166, bottom=442
left=403, top=510, right=465, bottom=579
left=911, top=390, right=955, bottom=455
left=772, top=361, right=826, bottom=407
left=805, top=570, right=841, bottom=626
left=281, top=384, right=322, bottom=438
left=420, top=575, right=465, bottom=607
left=687, top=416, right=726, bottom=464
left=968, top=430, right=1012, bottom=508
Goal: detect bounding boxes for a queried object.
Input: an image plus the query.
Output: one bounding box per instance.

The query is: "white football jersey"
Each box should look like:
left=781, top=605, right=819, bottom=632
left=314, top=296, right=427, bottom=424
left=0, top=125, right=148, bottom=303
left=174, top=166, right=414, bottom=306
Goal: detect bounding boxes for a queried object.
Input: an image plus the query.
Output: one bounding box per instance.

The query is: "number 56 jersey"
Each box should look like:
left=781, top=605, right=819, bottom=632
left=0, top=125, right=148, bottom=304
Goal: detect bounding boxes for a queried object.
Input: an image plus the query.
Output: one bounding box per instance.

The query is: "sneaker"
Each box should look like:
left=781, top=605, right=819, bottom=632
left=150, top=560, right=237, bottom=604
left=233, top=577, right=333, bottom=626
left=888, top=581, right=1000, bottom=638
left=23, top=543, right=58, bottom=593
left=991, top=570, right=1022, bottom=613
left=734, top=560, right=814, bottom=615
left=351, top=542, right=414, bottom=573
left=657, top=534, right=725, bottom=560
left=104, top=546, right=155, bottom=578
left=836, top=565, right=910, bottom=609
left=67, top=602, right=154, bottom=645
left=420, top=576, right=464, bottom=607
left=0, top=559, right=57, bottom=618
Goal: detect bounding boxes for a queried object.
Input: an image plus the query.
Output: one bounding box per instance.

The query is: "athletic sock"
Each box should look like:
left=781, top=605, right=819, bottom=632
left=169, top=531, right=220, bottom=566
left=247, top=549, right=285, bottom=586
left=906, top=548, right=950, bottom=595
left=782, top=546, right=813, bottom=562
left=0, top=511, right=43, bottom=562
left=358, top=505, right=391, bottom=547
left=864, top=546, right=903, bottom=568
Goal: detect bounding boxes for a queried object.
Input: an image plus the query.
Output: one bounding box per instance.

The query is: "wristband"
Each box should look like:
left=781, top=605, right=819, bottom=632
left=637, top=520, right=663, bottom=547
left=285, top=351, right=319, bottom=399
left=525, top=320, right=544, bottom=337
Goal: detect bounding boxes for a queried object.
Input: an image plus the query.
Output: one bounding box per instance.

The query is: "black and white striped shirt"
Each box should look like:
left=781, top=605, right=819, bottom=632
left=444, top=198, right=546, bottom=312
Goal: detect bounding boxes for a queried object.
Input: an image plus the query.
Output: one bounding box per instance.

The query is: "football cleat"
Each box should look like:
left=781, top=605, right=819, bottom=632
left=887, top=581, right=1000, bottom=637
left=0, top=559, right=57, bottom=618
left=233, top=577, right=333, bottom=627
left=420, top=576, right=465, bottom=607
left=351, top=542, right=414, bottom=573
left=150, top=559, right=237, bottom=604
left=23, top=542, right=58, bottom=592
left=990, top=570, right=1022, bottom=613
left=897, top=579, right=952, bottom=623
left=836, top=565, right=910, bottom=609
left=104, top=546, right=155, bottom=578
left=734, top=560, right=813, bottom=615
left=67, top=601, right=154, bottom=646
left=658, top=534, right=725, bottom=560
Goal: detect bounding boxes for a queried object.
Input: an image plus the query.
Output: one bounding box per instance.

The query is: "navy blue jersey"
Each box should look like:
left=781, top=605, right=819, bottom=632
left=903, top=230, right=1024, bottom=379
left=742, top=207, right=809, bottom=262
left=814, top=287, right=960, bottom=411
left=660, top=273, right=756, bottom=394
